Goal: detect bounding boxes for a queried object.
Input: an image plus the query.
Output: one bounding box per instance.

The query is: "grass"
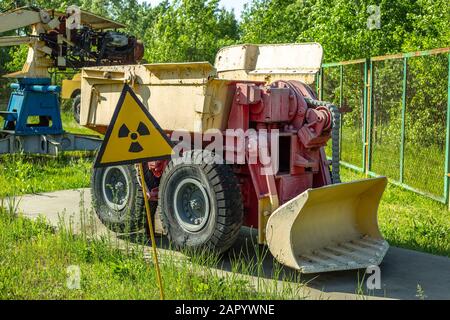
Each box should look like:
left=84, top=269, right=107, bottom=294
left=370, top=131, right=445, bottom=197
left=0, top=152, right=93, bottom=197
left=2, top=77, right=447, bottom=299
left=333, top=127, right=446, bottom=197
left=0, top=205, right=305, bottom=299
left=0, top=111, right=96, bottom=197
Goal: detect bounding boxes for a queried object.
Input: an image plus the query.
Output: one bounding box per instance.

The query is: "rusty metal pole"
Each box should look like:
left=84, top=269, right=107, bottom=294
left=138, top=162, right=165, bottom=300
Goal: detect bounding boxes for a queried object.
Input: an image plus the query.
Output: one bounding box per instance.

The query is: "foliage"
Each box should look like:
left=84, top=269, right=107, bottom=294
left=240, top=0, right=449, bottom=62
left=0, top=0, right=240, bottom=70
left=0, top=0, right=448, bottom=68
left=143, top=0, right=239, bottom=63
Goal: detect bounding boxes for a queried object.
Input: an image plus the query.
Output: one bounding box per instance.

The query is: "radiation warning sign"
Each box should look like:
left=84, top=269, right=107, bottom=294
left=94, top=84, right=174, bottom=168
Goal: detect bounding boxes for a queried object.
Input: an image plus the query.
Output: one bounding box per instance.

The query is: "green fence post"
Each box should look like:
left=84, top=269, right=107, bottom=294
left=399, top=57, right=408, bottom=183
left=339, top=65, right=343, bottom=161
left=367, top=59, right=374, bottom=172
left=445, top=53, right=450, bottom=207
left=315, top=69, right=320, bottom=95
left=319, top=67, right=324, bottom=100
left=362, top=59, right=369, bottom=175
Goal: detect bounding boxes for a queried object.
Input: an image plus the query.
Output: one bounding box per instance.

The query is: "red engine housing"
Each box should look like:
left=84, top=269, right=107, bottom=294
left=146, top=80, right=333, bottom=238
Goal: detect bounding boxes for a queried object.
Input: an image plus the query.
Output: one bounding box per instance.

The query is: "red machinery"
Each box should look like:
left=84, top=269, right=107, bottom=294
left=86, top=44, right=388, bottom=273
left=144, top=80, right=387, bottom=273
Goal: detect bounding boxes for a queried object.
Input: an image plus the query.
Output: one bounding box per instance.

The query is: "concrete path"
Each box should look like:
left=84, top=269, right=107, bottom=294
left=10, top=188, right=450, bottom=300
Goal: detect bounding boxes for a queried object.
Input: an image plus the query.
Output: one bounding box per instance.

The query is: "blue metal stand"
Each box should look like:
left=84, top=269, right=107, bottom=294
left=1, top=78, right=63, bottom=135
left=0, top=78, right=102, bottom=155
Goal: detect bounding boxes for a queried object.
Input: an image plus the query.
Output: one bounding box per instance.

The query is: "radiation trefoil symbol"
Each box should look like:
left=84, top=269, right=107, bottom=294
left=94, top=85, right=174, bottom=168
left=118, top=121, right=150, bottom=153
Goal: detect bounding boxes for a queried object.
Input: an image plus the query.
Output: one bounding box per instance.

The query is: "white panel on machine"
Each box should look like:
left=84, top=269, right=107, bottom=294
left=214, top=43, right=323, bottom=75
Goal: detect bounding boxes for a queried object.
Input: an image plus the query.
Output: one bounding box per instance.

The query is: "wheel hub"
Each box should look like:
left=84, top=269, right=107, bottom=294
left=173, top=178, right=210, bottom=232
left=101, top=166, right=130, bottom=212
left=189, top=199, right=202, bottom=211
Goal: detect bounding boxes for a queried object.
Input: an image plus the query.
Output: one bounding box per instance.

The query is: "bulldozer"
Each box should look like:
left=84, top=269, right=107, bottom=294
left=79, top=43, right=388, bottom=274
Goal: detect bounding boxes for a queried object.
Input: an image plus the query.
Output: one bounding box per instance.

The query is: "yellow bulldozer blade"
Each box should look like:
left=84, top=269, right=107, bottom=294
left=266, top=177, right=389, bottom=273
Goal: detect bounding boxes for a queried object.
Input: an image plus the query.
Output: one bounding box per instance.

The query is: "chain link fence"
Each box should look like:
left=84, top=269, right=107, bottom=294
left=370, top=58, right=403, bottom=184
left=318, top=48, right=450, bottom=204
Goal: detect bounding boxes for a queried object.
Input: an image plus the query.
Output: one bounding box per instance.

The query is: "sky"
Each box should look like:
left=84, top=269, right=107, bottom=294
left=140, top=0, right=251, bottom=19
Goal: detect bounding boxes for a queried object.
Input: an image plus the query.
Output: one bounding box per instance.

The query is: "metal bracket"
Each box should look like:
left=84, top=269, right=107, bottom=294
left=0, top=133, right=102, bottom=156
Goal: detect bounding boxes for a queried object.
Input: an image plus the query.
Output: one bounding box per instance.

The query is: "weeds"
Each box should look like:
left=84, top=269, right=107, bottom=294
left=0, top=200, right=305, bottom=299
left=0, top=110, right=96, bottom=198
left=416, top=284, right=427, bottom=300
left=0, top=152, right=93, bottom=197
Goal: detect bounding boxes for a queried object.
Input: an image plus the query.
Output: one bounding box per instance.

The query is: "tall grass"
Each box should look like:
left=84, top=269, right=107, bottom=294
left=327, top=129, right=446, bottom=197
left=0, top=152, right=93, bottom=197
left=0, top=109, right=99, bottom=197
left=0, top=201, right=307, bottom=300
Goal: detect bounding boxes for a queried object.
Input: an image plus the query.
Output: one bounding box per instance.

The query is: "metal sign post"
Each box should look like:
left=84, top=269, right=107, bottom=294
left=94, top=84, right=174, bottom=300
left=138, top=162, right=165, bottom=300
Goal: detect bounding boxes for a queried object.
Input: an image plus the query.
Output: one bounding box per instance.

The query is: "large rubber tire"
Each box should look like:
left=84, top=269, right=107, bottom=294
left=72, top=94, right=81, bottom=124
left=91, top=160, right=158, bottom=233
left=157, top=150, right=243, bottom=253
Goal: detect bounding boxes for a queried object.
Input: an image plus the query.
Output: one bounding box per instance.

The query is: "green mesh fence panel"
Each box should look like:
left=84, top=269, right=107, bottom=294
left=322, top=66, right=341, bottom=104
left=404, top=54, right=448, bottom=197
left=341, top=63, right=365, bottom=169
left=370, top=59, right=404, bottom=180
left=320, top=50, right=449, bottom=203
left=322, top=66, right=341, bottom=159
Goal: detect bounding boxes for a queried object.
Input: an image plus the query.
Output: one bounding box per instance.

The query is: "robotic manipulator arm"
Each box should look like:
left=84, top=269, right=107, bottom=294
left=0, top=6, right=144, bottom=78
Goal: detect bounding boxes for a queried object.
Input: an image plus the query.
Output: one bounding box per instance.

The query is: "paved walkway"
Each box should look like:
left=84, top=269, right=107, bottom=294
left=11, top=188, right=450, bottom=300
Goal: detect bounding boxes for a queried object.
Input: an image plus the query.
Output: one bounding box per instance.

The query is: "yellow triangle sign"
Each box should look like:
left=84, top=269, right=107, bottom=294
left=94, top=85, right=174, bottom=168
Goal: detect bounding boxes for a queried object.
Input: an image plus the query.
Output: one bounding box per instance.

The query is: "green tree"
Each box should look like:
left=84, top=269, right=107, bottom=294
left=144, top=0, right=239, bottom=63
left=240, top=0, right=449, bottom=62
